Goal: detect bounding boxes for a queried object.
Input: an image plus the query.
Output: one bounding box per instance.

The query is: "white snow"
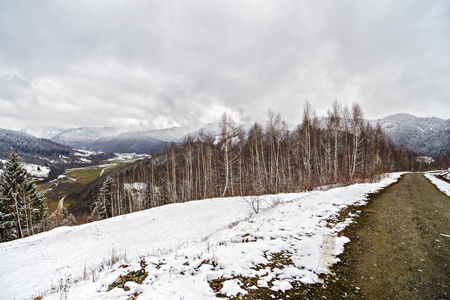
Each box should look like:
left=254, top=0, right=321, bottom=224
left=416, top=156, right=434, bottom=164
left=220, top=280, right=247, bottom=297
left=25, top=164, right=50, bottom=178
left=107, top=153, right=150, bottom=162
left=0, top=173, right=404, bottom=300
left=124, top=183, right=147, bottom=191
left=74, top=149, right=103, bottom=157
left=0, top=160, right=50, bottom=178
left=424, top=171, right=450, bottom=196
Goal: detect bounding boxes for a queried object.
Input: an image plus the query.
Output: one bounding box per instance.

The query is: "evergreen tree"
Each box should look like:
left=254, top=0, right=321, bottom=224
left=92, top=176, right=114, bottom=221
left=0, top=151, right=46, bottom=242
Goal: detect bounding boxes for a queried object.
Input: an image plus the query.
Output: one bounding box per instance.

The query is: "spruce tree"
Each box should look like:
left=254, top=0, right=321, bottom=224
left=92, top=175, right=114, bottom=221
left=0, top=151, right=46, bottom=242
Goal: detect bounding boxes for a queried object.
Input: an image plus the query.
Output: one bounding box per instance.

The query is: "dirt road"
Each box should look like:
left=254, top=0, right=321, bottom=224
left=318, top=173, right=450, bottom=299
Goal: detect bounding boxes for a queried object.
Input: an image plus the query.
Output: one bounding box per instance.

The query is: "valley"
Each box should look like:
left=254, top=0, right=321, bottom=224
left=37, top=153, right=150, bottom=220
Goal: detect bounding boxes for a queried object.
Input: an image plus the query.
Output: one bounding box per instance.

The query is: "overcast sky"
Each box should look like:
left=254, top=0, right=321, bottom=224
left=1, top=0, right=449, bottom=135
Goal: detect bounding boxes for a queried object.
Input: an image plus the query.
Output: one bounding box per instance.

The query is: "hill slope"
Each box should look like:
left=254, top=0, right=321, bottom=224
left=0, top=173, right=404, bottom=300
left=372, top=113, right=450, bottom=157
left=51, top=125, right=208, bottom=154
left=0, top=128, right=112, bottom=167
left=0, top=128, right=72, bottom=164
left=51, top=127, right=120, bottom=149
left=90, top=132, right=172, bottom=154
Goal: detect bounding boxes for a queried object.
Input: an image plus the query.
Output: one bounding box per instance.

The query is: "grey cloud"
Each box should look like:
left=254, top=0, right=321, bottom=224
left=0, top=0, right=449, bottom=134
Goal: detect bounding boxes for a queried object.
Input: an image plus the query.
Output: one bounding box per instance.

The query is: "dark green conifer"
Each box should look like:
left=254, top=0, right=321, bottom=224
left=92, top=175, right=114, bottom=221
left=0, top=151, right=46, bottom=242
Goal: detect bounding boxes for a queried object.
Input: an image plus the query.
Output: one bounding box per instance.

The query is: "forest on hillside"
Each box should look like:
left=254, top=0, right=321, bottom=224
left=74, top=102, right=439, bottom=222
left=0, top=130, right=70, bottom=162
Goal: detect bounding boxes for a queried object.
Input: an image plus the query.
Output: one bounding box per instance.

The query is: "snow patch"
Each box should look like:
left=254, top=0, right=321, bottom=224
left=74, top=149, right=103, bottom=157
left=220, top=280, right=247, bottom=297
left=108, top=153, right=150, bottom=162
left=424, top=172, right=450, bottom=196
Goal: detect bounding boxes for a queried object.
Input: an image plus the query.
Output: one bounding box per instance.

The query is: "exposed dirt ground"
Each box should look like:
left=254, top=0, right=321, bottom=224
left=305, top=173, right=450, bottom=299
left=223, top=173, right=449, bottom=299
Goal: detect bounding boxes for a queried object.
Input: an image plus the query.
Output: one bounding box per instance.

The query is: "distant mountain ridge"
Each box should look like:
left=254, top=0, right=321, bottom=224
left=46, top=113, right=448, bottom=157
left=50, top=124, right=220, bottom=154
left=90, top=132, right=172, bottom=155
left=0, top=128, right=69, bottom=161
left=370, top=113, right=449, bottom=157
left=51, top=127, right=120, bottom=149
left=0, top=128, right=112, bottom=167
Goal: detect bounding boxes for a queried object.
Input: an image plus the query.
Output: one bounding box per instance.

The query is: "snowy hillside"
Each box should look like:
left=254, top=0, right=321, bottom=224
left=87, top=124, right=216, bottom=154
left=51, top=125, right=207, bottom=154
left=90, top=133, right=171, bottom=154
left=0, top=128, right=115, bottom=174
left=0, top=128, right=70, bottom=162
left=0, top=159, right=50, bottom=178
left=371, top=113, right=450, bottom=157
left=20, top=127, right=65, bottom=139
left=0, top=173, right=408, bottom=300
left=51, top=127, right=121, bottom=149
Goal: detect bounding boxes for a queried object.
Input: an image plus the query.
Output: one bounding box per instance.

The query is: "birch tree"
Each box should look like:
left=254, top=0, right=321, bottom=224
left=350, top=103, right=364, bottom=180
left=220, top=113, right=236, bottom=197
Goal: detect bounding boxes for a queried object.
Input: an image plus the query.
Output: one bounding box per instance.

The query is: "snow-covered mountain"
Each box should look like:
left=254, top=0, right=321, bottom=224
left=90, top=132, right=172, bottom=154
left=88, top=124, right=224, bottom=154
left=20, top=126, right=65, bottom=139
left=0, top=128, right=112, bottom=167
left=0, top=128, right=70, bottom=162
left=50, top=124, right=221, bottom=154
left=371, top=113, right=450, bottom=157
left=48, top=113, right=449, bottom=157
left=51, top=127, right=121, bottom=149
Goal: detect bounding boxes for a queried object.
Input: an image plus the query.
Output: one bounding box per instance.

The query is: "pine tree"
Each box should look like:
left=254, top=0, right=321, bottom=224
left=0, top=151, right=46, bottom=242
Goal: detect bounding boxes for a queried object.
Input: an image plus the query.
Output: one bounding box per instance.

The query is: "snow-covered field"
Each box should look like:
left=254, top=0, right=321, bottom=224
left=107, top=153, right=151, bottom=162
left=0, top=159, right=50, bottom=178
left=0, top=173, right=406, bottom=300
left=24, top=163, right=51, bottom=178
left=425, top=170, right=450, bottom=196
left=74, top=149, right=104, bottom=157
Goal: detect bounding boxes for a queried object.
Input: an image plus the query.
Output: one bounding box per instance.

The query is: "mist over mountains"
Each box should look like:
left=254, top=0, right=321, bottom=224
left=1, top=113, right=448, bottom=161
left=48, top=113, right=448, bottom=157
left=49, top=122, right=229, bottom=154
left=51, top=127, right=121, bottom=150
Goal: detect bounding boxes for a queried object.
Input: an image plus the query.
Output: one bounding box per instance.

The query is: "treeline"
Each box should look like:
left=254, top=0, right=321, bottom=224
left=90, top=102, right=417, bottom=220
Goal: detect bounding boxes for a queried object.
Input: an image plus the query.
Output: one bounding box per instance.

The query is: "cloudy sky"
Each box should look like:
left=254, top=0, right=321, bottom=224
left=1, top=0, right=449, bottom=135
